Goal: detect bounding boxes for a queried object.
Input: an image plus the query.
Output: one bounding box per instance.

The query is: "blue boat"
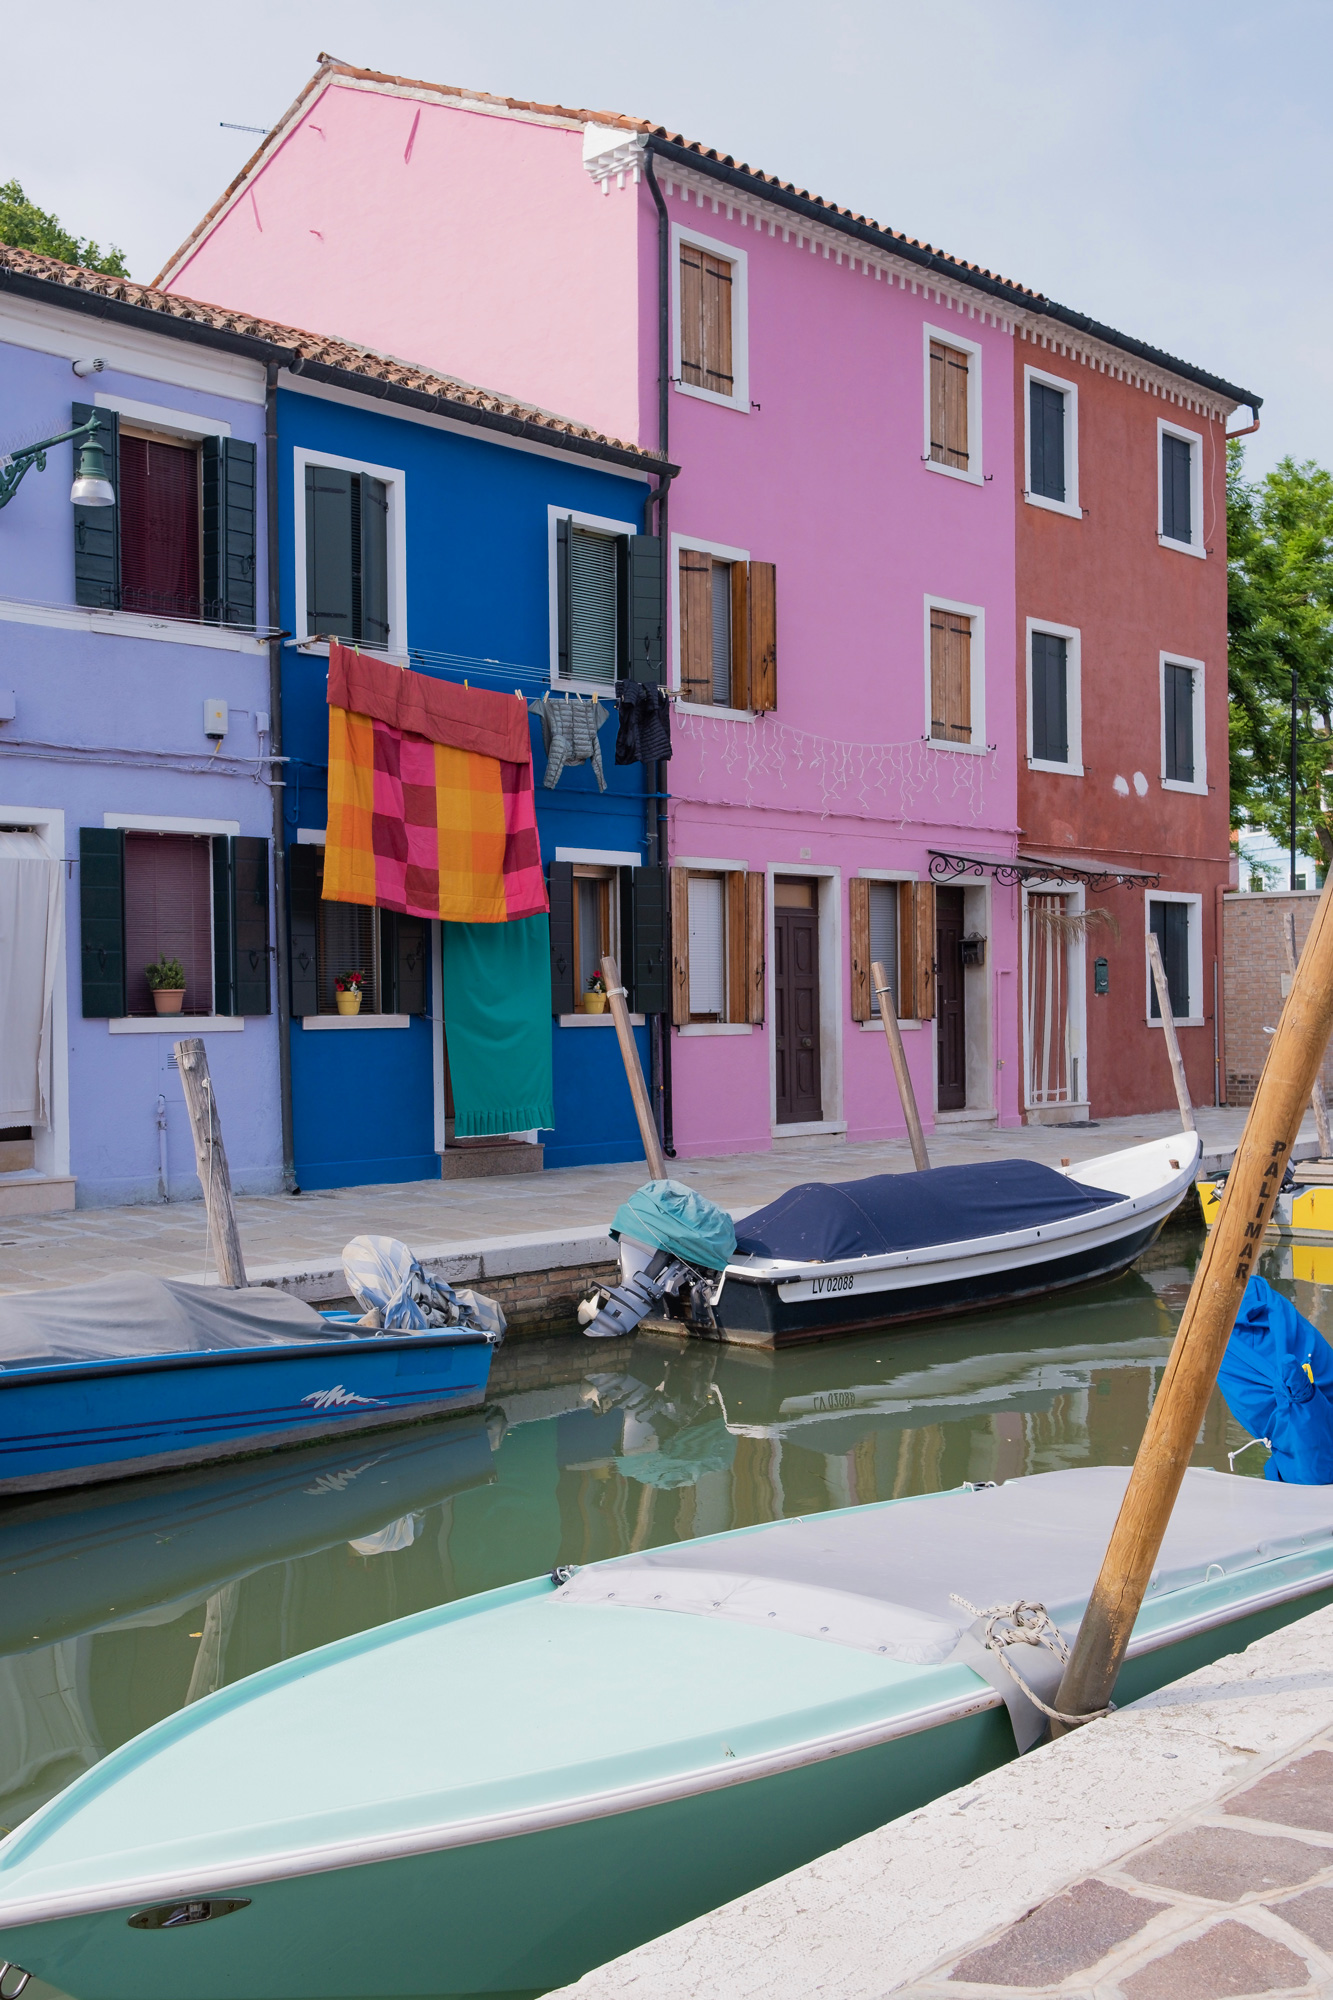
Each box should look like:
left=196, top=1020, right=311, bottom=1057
left=0, top=1274, right=498, bottom=1496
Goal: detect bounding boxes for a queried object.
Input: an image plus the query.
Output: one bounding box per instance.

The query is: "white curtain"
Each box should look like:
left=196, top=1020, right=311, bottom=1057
left=0, top=829, right=62, bottom=1129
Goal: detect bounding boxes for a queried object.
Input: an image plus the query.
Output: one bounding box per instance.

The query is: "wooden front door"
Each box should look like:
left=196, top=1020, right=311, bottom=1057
left=935, top=886, right=966, bottom=1111
left=774, top=905, right=822, bottom=1124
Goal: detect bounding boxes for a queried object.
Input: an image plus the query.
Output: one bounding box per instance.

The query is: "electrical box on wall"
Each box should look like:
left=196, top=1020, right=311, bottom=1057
left=0, top=690, right=15, bottom=723
left=960, top=933, right=987, bottom=968
left=1094, top=957, right=1110, bottom=996
left=203, top=699, right=228, bottom=739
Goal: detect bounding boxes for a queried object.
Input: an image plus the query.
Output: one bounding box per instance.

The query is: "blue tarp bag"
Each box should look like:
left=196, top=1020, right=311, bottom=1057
left=1218, top=1275, right=1333, bottom=1484
left=610, top=1181, right=737, bottom=1274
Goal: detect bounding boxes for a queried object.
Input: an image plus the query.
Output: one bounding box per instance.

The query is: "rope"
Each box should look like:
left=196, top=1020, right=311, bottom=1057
left=1228, top=1435, right=1270, bottom=1470
left=950, top=1595, right=1114, bottom=1727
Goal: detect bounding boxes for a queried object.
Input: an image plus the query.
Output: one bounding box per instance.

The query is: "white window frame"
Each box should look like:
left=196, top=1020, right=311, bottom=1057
left=1157, top=418, right=1206, bottom=558
left=670, top=224, right=750, bottom=415
left=923, top=595, right=987, bottom=754
left=1026, top=618, right=1083, bottom=776
left=672, top=855, right=752, bottom=1037
left=1021, top=879, right=1089, bottom=1113
left=922, top=323, right=984, bottom=488
left=547, top=503, right=638, bottom=694
left=0, top=802, right=69, bottom=1174
left=1022, top=365, right=1080, bottom=518
left=101, top=812, right=245, bottom=1034
left=291, top=445, right=409, bottom=658
left=1159, top=651, right=1208, bottom=795
left=855, top=869, right=920, bottom=1031
left=670, top=531, right=754, bottom=720
left=93, top=392, right=231, bottom=441
left=1145, top=891, right=1204, bottom=1027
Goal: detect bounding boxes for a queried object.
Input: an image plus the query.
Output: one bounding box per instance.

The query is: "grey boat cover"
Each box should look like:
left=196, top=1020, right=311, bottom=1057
left=0, top=1273, right=346, bottom=1368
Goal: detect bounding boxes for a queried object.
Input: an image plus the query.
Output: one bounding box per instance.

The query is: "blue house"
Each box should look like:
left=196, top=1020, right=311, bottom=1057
left=276, top=354, right=674, bottom=1186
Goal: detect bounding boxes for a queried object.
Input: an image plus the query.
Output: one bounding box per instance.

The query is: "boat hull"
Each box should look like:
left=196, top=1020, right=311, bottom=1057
left=3, top=1588, right=1326, bottom=2000
left=0, top=1334, right=494, bottom=1495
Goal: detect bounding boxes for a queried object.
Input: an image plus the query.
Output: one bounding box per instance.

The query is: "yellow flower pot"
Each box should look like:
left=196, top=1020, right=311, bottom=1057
left=336, top=991, right=363, bottom=1016
left=582, top=992, right=608, bottom=1014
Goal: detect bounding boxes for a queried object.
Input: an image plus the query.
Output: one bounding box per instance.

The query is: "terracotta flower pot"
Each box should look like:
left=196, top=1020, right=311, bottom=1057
left=336, top=990, right=363, bottom=1016
left=152, top=988, right=186, bottom=1015
left=582, top=991, right=608, bottom=1014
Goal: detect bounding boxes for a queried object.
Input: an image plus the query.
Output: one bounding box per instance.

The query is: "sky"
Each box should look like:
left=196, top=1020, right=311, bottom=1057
left=6, top=0, right=1329, bottom=481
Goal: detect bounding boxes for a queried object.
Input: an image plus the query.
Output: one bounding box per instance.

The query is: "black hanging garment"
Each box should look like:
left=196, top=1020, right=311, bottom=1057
left=614, top=682, right=673, bottom=767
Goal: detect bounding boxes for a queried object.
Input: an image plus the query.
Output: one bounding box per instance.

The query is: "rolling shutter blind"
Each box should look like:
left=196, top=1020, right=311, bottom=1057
left=1031, top=632, right=1068, bottom=763
left=623, top=864, right=669, bottom=1015
left=212, top=836, right=235, bottom=1014
left=711, top=563, right=733, bottom=707
left=929, top=341, right=969, bottom=470
left=233, top=837, right=271, bottom=1015
left=627, top=533, right=663, bottom=684
left=679, top=549, right=714, bottom=704
left=1162, top=434, right=1193, bottom=544
left=73, top=404, right=119, bottom=609
left=1164, top=663, right=1194, bottom=782
left=287, top=844, right=320, bottom=1018
left=361, top=475, right=390, bottom=648
left=849, top=877, right=871, bottom=1021
left=670, top=867, right=691, bottom=1025
left=79, top=827, right=125, bottom=1018
left=1149, top=902, right=1190, bottom=1019
left=123, top=833, right=212, bottom=1017
left=569, top=529, right=617, bottom=685
left=202, top=437, right=257, bottom=627
left=745, top=872, right=766, bottom=1024
left=548, top=861, right=575, bottom=1015
left=1028, top=381, right=1066, bottom=502
left=305, top=465, right=354, bottom=637
left=869, top=882, right=900, bottom=1017
left=687, top=875, right=726, bottom=1019
left=931, top=610, right=972, bottom=743
left=120, top=435, right=200, bottom=619
left=747, top=562, right=777, bottom=713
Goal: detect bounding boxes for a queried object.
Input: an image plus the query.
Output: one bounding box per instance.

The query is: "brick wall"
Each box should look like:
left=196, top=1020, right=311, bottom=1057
left=484, top=1259, right=618, bottom=1336
left=1223, top=892, right=1333, bottom=1104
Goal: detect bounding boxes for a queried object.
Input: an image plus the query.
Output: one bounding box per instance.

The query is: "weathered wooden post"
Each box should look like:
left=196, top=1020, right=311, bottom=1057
left=1282, top=910, right=1332, bottom=1159
left=1146, top=932, right=1196, bottom=1134
left=872, top=960, right=931, bottom=1172
left=174, top=1037, right=248, bottom=1288
left=601, top=954, right=668, bottom=1183
left=1052, top=871, right=1333, bottom=1731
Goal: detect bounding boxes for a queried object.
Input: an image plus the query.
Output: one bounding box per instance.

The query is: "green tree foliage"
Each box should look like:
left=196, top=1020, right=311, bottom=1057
left=0, top=179, right=127, bottom=276
left=1228, top=441, right=1333, bottom=870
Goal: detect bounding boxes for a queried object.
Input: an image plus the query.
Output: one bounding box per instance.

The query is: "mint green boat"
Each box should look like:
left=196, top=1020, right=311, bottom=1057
left=1, top=1465, right=1331, bottom=2000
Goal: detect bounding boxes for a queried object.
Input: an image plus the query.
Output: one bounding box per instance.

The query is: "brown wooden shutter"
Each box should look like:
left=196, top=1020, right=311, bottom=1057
left=679, top=550, right=714, bottom=704
left=747, top=562, right=777, bottom=713
left=929, top=340, right=969, bottom=469
left=930, top=609, right=972, bottom=743
left=849, top=877, right=871, bottom=1021
left=913, top=881, right=936, bottom=1021
left=745, top=872, right=766, bottom=1023
left=670, top=867, right=691, bottom=1025
left=726, top=871, right=749, bottom=1024
left=679, top=242, right=705, bottom=388
left=701, top=251, right=734, bottom=396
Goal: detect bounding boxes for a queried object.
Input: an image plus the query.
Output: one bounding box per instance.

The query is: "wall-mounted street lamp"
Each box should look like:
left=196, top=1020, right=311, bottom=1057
left=0, top=412, right=116, bottom=513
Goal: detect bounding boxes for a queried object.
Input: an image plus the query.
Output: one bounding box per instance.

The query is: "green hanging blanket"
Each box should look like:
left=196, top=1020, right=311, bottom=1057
left=441, top=915, right=554, bottom=1136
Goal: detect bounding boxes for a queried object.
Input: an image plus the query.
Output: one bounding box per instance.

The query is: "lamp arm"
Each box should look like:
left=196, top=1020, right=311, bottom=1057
left=0, top=414, right=102, bottom=512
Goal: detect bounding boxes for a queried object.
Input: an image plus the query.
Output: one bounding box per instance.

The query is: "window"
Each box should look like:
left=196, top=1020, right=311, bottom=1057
left=927, top=600, right=986, bottom=749
left=849, top=878, right=935, bottom=1022
left=1027, top=622, right=1082, bottom=773
left=123, top=832, right=212, bottom=1015
left=1158, top=420, right=1204, bottom=554
left=668, top=865, right=764, bottom=1027
left=574, top=867, right=614, bottom=997
left=72, top=405, right=257, bottom=625
left=923, top=326, right=982, bottom=485
left=547, top=860, right=669, bottom=1017
left=287, top=845, right=427, bottom=1019
left=671, top=226, right=749, bottom=413
left=1160, top=653, right=1206, bottom=793
left=674, top=539, right=777, bottom=712
left=1024, top=367, right=1079, bottom=516
left=687, top=875, right=726, bottom=1019
left=867, top=884, right=899, bottom=1016
left=1147, top=894, right=1202, bottom=1022
left=552, top=511, right=662, bottom=689
left=304, top=465, right=389, bottom=647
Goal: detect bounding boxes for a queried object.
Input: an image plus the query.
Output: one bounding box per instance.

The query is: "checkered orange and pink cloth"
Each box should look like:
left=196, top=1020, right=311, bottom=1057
left=324, top=644, right=548, bottom=923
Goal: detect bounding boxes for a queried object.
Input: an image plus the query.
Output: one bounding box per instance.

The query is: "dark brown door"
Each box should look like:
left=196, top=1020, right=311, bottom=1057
left=936, top=886, right=966, bottom=1111
left=774, top=907, right=822, bottom=1123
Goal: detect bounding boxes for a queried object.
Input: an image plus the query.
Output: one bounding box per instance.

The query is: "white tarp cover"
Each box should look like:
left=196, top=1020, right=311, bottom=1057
left=0, top=830, right=61, bottom=1129
left=0, top=1273, right=345, bottom=1367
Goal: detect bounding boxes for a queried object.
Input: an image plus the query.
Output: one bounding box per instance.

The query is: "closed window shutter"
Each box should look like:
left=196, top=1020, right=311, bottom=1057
left=745, top=871, right=766, bottom=1024
left=1162, top=435, right=1192, bottom=543
left=202, top=437, right=257, bottom=627
left=747, top=561, right=777, bottom=713
left=627, top=533, right=663, bottom=684
left=624, top=864, right=669, bottom=1015
left=380, top=910, right=426, bottom=1015
left=233, top=836, right=271, bottom=1015
left=849, top=877, right=871, bottom=1021
left=361, top=475, right=390, bottom=647
left=912, top=881, right=936, bottom=1021
left=1029, top=382, right=1066, bottom=501
left=868, top=882, right=900, bottom=1017
left=931, top=610, right=972, bottom=742
left=1031, top=632, right=1068, bottom=762
left=73, top=405, right=119, bottom=609
left=556, top=516, right=572, bottom=680
left=287, top=844, right=320, bottom=1017
left=80, top=827, right=125, bottom=1017
left=212, top=835, right=235, bottom=1014
left=929, top=343, right=969, bottom=470
left=548, top=861, right=575, bottom=1015
left=670, top=867, right=691, bottom=1025
left=305, top=464, right=354, bottom=636
left=701, top=252, right=734, bottom=396
left=679, top=550, right=714, bottom=703
left=680, top=242, right=705, bottom=387
left=1165, top=663, right=1194, bottom=782
left=1150, top=902, right=1190, bottom=1018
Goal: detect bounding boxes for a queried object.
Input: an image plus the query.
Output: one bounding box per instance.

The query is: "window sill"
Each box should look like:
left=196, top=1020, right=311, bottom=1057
left=558, top=1012, right=646, bottom=1027
left=923, top=459, right=984, bottom=488
left=0, top=597, right=267, bottom=653
left=1024, top=491, right=1081, bottom=519
left=928, top=736, right=989, bottom=756
left=1147, top=1016, right=1205, bottom=1030
left=289, top=639, right=412, bottom=667
left=108, top=1015, right=245, bottom=1034
left=674, top=700, right=756, bottom=722
left=773, top=1119, right=848, bottom=1138
left=859, top=1018, right=920, bottom=1032
left=672, top=380, right=750, bottom=415
left=1160, top=778, right=1208, bottom=796
left=678, top=1022, right=754, bottom=1037
left=549, top=676, right=618, bottom=699
left=1157, top=534, right=1206, bottom=560
left=301, top=1014, right=412, bottom=1031
left=1028, top=758, right=1084, bottom=777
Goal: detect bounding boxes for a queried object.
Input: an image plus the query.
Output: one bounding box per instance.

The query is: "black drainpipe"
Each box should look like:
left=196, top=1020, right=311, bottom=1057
left=644, top=142, right=676, bottom=1158
left=265, top=361, right=296, bottom=1192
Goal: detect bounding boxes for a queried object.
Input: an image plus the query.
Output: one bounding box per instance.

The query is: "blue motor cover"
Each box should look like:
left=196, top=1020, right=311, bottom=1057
left=1218, top=1275, right=1333, bottom=1484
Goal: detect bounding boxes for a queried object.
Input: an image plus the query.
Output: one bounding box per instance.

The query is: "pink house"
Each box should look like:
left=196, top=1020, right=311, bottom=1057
left=159, top=60, right=1027, bottom=1158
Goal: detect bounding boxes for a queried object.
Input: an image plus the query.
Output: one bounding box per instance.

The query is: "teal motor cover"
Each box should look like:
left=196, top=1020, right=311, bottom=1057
left=610, top=1180, right=737, bottom=1274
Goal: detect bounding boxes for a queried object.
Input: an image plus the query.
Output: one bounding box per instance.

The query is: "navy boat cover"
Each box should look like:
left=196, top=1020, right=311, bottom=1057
left=1218, top=1275, right=1333, bottom=1484
left=732, top=1160, right=1124, bottom=1264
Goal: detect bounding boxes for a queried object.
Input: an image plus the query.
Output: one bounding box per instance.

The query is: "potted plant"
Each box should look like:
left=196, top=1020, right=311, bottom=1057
left=582, top=969, right=609, bottom=1015
left=335, top=970, right=365, bottom=1017
left=145, top=956, right=187, bottom=1015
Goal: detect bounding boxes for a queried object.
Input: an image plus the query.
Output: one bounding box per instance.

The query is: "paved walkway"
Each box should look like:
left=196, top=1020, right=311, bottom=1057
left=0, top=1107, right=1300, bottom=1298
left=554, top=1601, right=1333, bottom=1999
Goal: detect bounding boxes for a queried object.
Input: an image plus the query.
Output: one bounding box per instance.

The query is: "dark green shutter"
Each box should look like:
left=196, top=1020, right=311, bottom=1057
left=1031, top=632, right=1068, bottom=763
left=361, top=475, right=389, bottom=648
left=556, top=516, right=571, bottom=680
left=80, top=827, right=125, bottom=1017
left=1165, top=663, right=1194, bottom=783
left=233, top=837, right=271, bottom=1014
left=623, top=864, right=668, bottom=1014
left=1162, top=434, right=1192, bottom=543
left=73, top=405, right=119, bottom=609
left=212, top=835, right=235, bottom=1013
left=548, top=861, right=575, bottom=1015
left=202, top=437, right=257, bottom=627
left=1029, top=381, right=1065, bottom=503
left=626, top=533, right=663, bottom=684
left=1149, top=901, right=1190, bottom=1020
left=381, top=910, right=427, bottom=1015
left=305, top=464, right=355, bottom=637
left=288, top=843, right=320, bottom=1017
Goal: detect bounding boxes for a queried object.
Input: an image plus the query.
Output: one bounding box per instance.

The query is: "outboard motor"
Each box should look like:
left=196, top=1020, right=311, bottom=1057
left=579, top=1180, right=736, bottom=1340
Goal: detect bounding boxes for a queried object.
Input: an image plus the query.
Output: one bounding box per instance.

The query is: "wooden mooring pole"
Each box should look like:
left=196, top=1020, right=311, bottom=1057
left=1052, top=871, right=1333, bottom=1731
left=1282, top=910, right=1333, bottom=1159
left=174, top=1037, right=248, bottom=1288
left=1145, top=932, right=1196, bottom=1135
left=872, top=960, right=931, bottom=1172
left=601, top=954, right=667, bottom=1183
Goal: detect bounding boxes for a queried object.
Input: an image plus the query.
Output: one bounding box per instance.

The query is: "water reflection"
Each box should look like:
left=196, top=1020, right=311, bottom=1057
left=0, top=1225, right=1318, bottom=1841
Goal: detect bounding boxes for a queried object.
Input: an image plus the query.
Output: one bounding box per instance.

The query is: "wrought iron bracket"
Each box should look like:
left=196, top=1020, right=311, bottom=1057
left=928, top=849, right=1162, bottom=891
left=0, top=414, right=101, bottom=512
